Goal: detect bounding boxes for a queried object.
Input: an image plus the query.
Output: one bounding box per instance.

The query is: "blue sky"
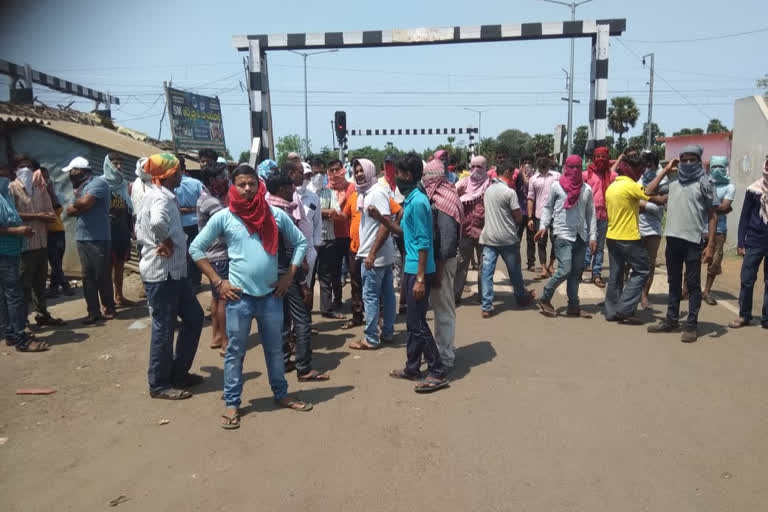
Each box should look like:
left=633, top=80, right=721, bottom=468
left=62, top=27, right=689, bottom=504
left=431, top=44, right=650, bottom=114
left=1, top=0, right=765, bottom=157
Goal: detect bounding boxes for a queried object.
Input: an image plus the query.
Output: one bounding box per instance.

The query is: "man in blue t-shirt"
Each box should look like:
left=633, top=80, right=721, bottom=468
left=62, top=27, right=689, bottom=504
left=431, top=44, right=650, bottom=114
left=368, top=153, right=449, bottom=393
left=64, top=157, right=117, bottom=323
left=174, top=156, right=204, bottom=289
left=703, top=156, right=736, bottom=305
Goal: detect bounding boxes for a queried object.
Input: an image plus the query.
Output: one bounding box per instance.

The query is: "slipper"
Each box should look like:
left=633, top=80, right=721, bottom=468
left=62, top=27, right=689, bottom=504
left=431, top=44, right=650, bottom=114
left=276, top=397, right=313, bottom=412
left=414, top=377, right=450, bottom=393
left=728, top=318, right=749, bottom=329
left=566, top=309, right=593, bottom=319
left=221, top=410, right=240, bottom=430
left=349, top=340, right=379, bottom=350
left=537, top=299, right=557, bottom=317
left=15, top=339, right=49, bottom=352
left=703, top=295, right=717, bottom=306
left=322, top=312, right=346, bottom=320
left=150, top=388, right=192, bottom=400
left=35, top=315, right=66, bottom=327
left=340, top=320, right=362, bottom=330
left=389, top=369, right=422, bottom=381
left=298, top=370, right=331, bottom=382
left=593, top=277, right=606, bottom=288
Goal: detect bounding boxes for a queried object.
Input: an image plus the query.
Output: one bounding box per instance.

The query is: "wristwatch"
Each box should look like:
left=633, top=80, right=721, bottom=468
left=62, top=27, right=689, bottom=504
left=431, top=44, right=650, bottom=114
left=416, top=275, right=424, bottom=284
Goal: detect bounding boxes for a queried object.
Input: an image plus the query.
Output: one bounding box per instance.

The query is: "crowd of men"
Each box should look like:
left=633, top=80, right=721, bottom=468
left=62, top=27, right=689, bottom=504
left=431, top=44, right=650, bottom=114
left=0, top=144, right=766, bottom=430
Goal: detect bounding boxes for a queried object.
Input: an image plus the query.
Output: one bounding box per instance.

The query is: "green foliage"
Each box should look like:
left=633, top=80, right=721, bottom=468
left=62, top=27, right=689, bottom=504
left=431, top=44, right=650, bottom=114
left=527, top=134, right=554, bottom=156
left=572, top=125, right=589, bottom=157
left=706, top=119, right=729, bottom=133
left=238, top=151, right=250, bottom=163
left=672, top=128, right=705, bottom=136
left=607, top=96, right=640, bottom=146
left=276, top=134, right=305, bottom=165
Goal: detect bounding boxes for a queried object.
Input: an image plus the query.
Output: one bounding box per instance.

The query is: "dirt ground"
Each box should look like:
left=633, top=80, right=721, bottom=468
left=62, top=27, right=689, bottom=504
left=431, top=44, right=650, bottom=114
left=1, top=257, right=767, bottom=512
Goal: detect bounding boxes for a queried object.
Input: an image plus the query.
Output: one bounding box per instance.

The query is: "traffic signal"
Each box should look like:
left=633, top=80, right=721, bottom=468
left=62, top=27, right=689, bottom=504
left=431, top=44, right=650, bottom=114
left=335, top=111, right=347, bottom=141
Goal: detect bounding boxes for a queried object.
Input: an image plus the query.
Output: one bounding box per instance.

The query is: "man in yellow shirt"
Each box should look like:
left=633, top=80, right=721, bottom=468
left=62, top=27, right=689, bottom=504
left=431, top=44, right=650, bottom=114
left=603, top=155, right=665, bottom=324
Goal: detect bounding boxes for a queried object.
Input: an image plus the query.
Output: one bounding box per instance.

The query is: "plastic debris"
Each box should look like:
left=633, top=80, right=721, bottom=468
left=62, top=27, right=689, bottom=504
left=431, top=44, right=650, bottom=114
left=16, top=388, right=56, bottom=395
left=158, top=419, right=170, bottom=425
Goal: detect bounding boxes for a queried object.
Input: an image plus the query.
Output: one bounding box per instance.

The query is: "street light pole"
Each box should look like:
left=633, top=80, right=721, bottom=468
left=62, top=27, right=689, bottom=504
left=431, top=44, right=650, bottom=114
left=541, top=0, right=592, bottom=156
left=464, top=107, right=490, bottom=141
left=289, top=49, right=338, bottom=157
left=642, top=53, right=655, bottom=150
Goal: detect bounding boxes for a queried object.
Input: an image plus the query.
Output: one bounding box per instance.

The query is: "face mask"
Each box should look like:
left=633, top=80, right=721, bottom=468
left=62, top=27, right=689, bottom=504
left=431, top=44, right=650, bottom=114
left=396, top=177, right=417, bottom=197
left=69, top=172, right=88, bottom=189
left=679, top=162, right=699, bottom=174
left=310, top=174, right=324, bottom=190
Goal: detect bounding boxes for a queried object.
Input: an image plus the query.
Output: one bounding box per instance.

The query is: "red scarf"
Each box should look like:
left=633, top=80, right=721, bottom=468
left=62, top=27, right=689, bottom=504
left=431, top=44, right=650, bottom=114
left=228, top=182, right=278, bottom=255
left=560, top=155, right=584, bottom=209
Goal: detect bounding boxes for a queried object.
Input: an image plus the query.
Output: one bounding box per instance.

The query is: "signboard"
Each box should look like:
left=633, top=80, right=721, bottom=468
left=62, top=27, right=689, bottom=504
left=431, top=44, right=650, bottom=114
left=166, top=86, right=226, bottom=153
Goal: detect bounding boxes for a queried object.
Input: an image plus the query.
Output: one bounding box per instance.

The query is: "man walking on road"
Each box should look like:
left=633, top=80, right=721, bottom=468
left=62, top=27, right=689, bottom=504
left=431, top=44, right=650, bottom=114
left=582, top=147, right=616, bottom=288
left=136, top=153, right=204, bottom=401
left=64, top=157, right=118, bottom=324
left=647, top=146, right=718, bottom=342
left=190, top=164, right=311, bottom=429
left=535, top=155, right=597, bottom=318
left=479, top=161, right=536, bottom=318
left=729, top=157, right=768, bottom=330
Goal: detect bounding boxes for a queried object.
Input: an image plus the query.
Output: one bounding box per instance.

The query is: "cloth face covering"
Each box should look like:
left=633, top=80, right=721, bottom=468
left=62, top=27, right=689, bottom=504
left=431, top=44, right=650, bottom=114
left=354, top=159, right=377, bottom=210
left=228, top=180, right=278, bottom=255
left=559, top=155, right=584, bottom=209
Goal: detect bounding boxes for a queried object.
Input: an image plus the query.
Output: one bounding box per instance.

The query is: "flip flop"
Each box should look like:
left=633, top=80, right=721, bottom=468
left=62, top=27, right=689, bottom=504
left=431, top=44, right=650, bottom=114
left=414, top=377, right=450, bottom=393
left=276, top=397, right=313, bottom=412
left=298, top=370, right=331, bottom=382
left=537, top=299, right=557, bottom=317
left=349, top=340, right=379, bottom=350
left=566, top=309, right=593, bottom=319
left=221, top=410, right=240, bottom=430
left=340, top=320, right=362, bottom=330
left=150, top=388, right=192, bottom=400
left=15, top=339, right=49, bottom=352
left=703, top=295, right=717, bottom=306
left=389, top=369, right=422, bottom=381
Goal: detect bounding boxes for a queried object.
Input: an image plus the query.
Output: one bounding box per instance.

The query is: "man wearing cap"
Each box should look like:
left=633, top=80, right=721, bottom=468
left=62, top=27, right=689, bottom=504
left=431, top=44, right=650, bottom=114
left=647, top=145, right=718, bottom=342
left=10, top=155, right=64, bottom=327
left=64, top=157, right=117, bottom=323
left=136, top=153, right=204, bottom=400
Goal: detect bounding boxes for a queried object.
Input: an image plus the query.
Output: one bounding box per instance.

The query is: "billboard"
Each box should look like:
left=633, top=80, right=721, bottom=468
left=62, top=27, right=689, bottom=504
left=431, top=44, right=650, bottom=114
left=166, top=86, right=226, bottom=153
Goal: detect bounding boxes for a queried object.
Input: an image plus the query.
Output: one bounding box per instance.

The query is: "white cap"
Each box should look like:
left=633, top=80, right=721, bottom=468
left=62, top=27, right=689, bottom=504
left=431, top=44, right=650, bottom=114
left=302, top=162, right=312, bottom=175
left=62, top=156, right=90, bottom=172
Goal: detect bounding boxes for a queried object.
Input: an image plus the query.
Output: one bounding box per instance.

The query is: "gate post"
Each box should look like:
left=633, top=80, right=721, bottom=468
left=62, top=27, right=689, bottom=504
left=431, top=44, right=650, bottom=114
left=247, top=39, right=275, bottom=167
left=588, top=23, right=610, bottom=153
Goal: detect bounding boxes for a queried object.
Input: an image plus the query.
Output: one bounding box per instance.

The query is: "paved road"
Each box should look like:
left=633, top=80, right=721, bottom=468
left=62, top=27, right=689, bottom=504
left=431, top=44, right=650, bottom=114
left=1, top=265, right=766, bottom=511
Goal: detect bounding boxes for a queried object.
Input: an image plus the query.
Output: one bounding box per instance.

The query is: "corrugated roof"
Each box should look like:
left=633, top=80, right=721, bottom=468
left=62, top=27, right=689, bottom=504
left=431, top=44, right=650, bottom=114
left=0, top=113, right=50, bottom=125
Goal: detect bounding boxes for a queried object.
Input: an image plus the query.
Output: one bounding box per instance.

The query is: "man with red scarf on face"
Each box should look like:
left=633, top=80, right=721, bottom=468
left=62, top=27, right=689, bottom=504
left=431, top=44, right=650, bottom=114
left=582, top=147, right=617, bottom=288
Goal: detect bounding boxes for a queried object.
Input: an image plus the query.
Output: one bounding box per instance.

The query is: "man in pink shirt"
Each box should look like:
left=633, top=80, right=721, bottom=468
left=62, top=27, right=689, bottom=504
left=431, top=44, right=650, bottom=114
left=526, top=157, right=560, bottom=280
left=582, top=146, right=617, bottom=288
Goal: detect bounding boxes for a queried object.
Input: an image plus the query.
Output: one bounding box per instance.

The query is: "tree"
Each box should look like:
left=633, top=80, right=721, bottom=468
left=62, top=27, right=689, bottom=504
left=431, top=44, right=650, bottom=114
left=758, top=74, right=768, bottom=97
left=526, top=134, right=554, bottom=156
left=496, top=129, right=532, bottom=159
left=238, top=151, right=250, bottom=163
left=707, top=119, right=729, bottom=133
left=607, top=96, right=640, bottom=148
left=572, top=125, right=589, bottom=157
left=275, top=134, right=305, bottom=165
left=475, top=137, right=498, bottom=163
left=673, top=128, right=705, bottom=136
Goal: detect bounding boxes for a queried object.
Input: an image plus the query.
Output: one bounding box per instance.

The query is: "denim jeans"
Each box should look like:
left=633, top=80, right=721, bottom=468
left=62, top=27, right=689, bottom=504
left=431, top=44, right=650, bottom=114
left=361, top=264, right=395, bottom=346
left=77, top=240, right=115, bottom=318
left=542, top=236, right=587, bottom=306
left=282, top=280, right=313, bottom=376
left=604, top=239, right=650, bottom=320
left=225, top=293, right=287, bottom=407
left=0, top=255, right=26, bottom=343
left=145, top=278, right=203, bottom=393
left=584, top=218, right=608, bottom=278
left=738, top=246, right=768, bottom=326
left=404, top=273, right=445, bottom=379
left=662, top=236, right=706, bottom=328
left=480, top=244, right=528, bottom=312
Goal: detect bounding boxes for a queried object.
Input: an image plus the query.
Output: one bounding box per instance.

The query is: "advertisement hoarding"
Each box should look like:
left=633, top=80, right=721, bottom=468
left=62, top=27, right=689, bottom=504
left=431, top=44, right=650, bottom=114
left=166, top=86, right=226, bottom=154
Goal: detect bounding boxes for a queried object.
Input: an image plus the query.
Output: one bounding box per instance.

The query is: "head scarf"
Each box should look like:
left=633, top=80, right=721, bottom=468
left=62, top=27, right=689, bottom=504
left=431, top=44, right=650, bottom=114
left=748, top=158, right=768, bottom=224
left=678, top=145, right=705, bottom=184
left=103, top=155, right=133, bottom=210
left=433, top=150, right=447, bottom=162
left=143, top=153, right=179, bottom=185
left=423, top=158, right=463, bottom=225
left=257, top=159, right=278, bottom=181
left=383, top=159, right=396, bottom=191
left=560, top=155, right=584, bottom=209
left=328, top=163, right=351, bottom=203
left=0, top=177, right=22, bottom=228
left=353, top=158, right=377, bottom=210
left=709, top=156, right=730, bottom=186
left=135, top=157, right=151, bottom=183
left=460, top=156, right=491, bottom=203
left=15, top=166, right=34, bottom=193
left=592, top=147, right=611, bottom=173
left=228, top=180, right=278, bottom=255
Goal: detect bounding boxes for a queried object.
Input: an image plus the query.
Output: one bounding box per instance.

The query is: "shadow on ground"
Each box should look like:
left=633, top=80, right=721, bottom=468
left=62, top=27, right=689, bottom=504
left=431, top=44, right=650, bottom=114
left=450, top=340, right=497, bottom=381
left=241, top=385, right=354, bottom=416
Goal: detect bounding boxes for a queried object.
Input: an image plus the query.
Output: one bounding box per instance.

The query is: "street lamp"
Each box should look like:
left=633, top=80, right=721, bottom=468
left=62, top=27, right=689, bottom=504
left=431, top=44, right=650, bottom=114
left=464, top=107, right=491, bottom=141
left=541, top=0, right=593, bottom=156
left=288, top=49, right=339, bottom=157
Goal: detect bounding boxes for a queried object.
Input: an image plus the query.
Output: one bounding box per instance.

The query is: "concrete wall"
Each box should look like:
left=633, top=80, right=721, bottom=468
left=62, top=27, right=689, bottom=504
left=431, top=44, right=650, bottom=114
left=663, top=133, right=732, bottom=165
left=729, top=96, right=768, bottom=242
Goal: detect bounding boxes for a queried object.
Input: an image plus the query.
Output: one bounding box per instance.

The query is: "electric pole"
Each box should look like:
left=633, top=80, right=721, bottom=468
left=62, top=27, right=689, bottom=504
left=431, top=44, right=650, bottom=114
left=642, top=53, right=655, bottom=149
left=289, top=49, right=339, bottom=157
left=464, top=108, right=490, bottom=141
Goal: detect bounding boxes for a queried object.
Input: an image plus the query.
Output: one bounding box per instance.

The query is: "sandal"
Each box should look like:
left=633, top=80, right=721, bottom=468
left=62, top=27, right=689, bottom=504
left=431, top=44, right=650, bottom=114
left=298, top=370, right=331, bottom=382
left=414, top=377, right=450, bottom=393
left=115, top=298, right=136, bottom=308
left=35, top=315, right=66, bottom=327
left=150, top=388, right=192, bottom=400
left=349, top=340, right=379, bottom=350
left=276, top=397, right=313, bottom=412
left=389, top=369, right=422, bottom=381
left=340, top=320, right=362, bottom=330
left=537, top=299, right=557, bottom=317
left=321, top=312, right=346, bottom=320
left=593, top=276, right=606, bottom=288
left=221, top=409, right=240, bottom=430
left=703, top=295, right=717, bottom=306
left=566, top=308, right=593, bottom=319
left=517, top=290, right=536, bottom=308
left=728, top=318, right=749, bottom=329
left=16, top=339, right=49, bottom=352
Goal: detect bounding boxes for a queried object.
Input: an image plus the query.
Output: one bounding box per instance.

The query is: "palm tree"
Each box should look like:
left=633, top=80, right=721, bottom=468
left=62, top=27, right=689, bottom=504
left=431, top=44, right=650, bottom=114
left=607, top=96, right=640, bottom=149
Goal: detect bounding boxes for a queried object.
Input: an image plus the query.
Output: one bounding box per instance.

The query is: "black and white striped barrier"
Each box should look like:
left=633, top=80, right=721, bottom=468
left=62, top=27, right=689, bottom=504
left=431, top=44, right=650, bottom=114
left=348, top=128, right=478, bottom=136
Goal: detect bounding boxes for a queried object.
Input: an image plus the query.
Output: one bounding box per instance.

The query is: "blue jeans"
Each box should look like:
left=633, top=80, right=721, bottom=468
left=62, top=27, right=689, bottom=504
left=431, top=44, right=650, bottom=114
left=738, top=246, right=768, bottom=327
left=0, top=255, right=26, bottom=343
left=604, top=239, right=650, bottom=320
left=480, top=244, right=528, bottom=312
left=145, top=278, right=203, bottom=393
left=542, top=236, right=587, bottom=307
left=584, top=218, right=608, bottom=278
left=225, top=293, right=287, bottom=407
left=361, top=264, right=395, bottom=346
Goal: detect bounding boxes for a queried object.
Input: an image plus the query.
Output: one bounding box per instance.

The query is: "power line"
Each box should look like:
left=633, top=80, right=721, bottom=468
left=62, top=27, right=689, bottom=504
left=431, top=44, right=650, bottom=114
left=624, top=26, right=768, bottom=44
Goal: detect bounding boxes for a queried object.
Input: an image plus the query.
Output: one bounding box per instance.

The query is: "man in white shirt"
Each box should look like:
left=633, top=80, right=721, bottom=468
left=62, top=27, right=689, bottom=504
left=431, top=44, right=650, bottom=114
left=136, top=153, right=203, bottom=400
left=294, top=161, right=322, bottom=288
left=348, top=158, right=396, bottom=350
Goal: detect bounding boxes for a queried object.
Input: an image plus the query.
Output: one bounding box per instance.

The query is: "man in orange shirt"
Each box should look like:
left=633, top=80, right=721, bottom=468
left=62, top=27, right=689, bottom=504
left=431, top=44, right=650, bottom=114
left=341, top=188, right=402, bottom=330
